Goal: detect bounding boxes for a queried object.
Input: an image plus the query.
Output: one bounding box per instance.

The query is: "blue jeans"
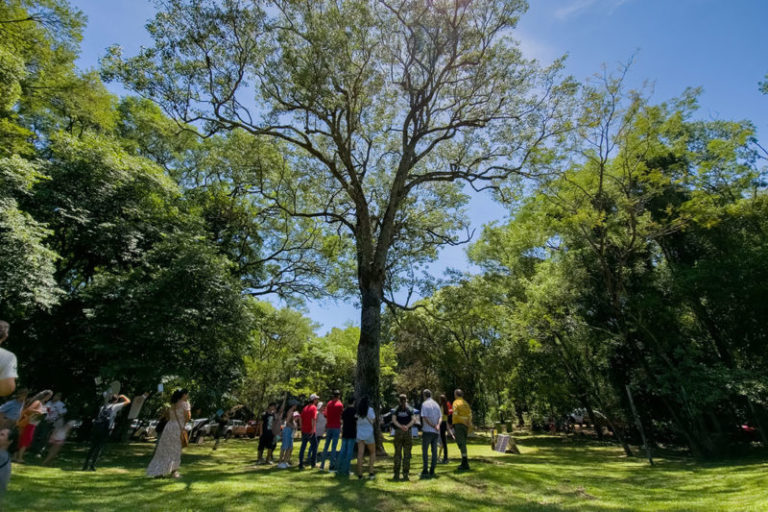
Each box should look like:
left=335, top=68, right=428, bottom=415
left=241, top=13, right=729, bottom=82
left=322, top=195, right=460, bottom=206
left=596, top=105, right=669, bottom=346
left=320, top=428, right=340, bottom=469
left=335, top=437, right=356, bottom=476
left=298, top=433, right=317, bottom=467
left=422, top=432, right=439, bottom=474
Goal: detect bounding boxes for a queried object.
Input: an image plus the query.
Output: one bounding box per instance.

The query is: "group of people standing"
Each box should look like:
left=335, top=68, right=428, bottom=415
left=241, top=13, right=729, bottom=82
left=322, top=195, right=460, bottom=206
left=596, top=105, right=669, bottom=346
left=391, top=389, right=472, bottom=480
left=80, top=387, right=191, bottom=478
left=0, top=322, right=72, bottom=503
left=0, top=317, right=477, bottom=506
left=253, top=387, right=473, bottom=481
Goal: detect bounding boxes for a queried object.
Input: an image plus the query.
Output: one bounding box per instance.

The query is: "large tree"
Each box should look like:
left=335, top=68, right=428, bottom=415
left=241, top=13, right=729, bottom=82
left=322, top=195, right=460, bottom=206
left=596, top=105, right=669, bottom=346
left=104, top=0, right=570, bottom=413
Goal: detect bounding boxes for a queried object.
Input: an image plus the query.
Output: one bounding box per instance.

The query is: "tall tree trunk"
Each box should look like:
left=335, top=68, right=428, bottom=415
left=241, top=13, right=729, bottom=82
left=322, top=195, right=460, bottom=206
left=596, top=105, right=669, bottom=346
left=355, top=284, right=385, bottom=454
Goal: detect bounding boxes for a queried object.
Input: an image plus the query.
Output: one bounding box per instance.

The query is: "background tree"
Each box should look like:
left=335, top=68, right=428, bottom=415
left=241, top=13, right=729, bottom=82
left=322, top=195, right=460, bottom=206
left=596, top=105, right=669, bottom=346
left=470, top=70, right=767, bottom=456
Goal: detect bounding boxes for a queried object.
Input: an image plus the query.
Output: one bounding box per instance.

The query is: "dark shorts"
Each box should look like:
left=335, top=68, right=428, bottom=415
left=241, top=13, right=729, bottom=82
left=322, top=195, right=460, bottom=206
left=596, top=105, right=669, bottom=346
left=258, top=431, right=276, bottom=451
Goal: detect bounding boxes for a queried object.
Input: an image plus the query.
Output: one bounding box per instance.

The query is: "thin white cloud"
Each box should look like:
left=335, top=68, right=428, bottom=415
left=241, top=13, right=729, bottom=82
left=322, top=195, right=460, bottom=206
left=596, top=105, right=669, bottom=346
left=555, top=0, right=631, bottom=20
left=555, top=0, right=598, bottom=20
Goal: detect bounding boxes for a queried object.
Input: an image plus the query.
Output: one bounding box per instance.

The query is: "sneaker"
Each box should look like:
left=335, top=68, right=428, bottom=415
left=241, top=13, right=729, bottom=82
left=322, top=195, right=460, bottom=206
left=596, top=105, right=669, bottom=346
left=402, top=474, right=410, bottom=481
left=298, top=465, right=304, bottom=471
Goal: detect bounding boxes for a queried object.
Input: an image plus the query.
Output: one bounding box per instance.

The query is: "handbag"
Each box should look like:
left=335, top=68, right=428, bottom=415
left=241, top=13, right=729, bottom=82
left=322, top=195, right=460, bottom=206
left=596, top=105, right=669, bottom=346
left=174, top=406, right=189, bottom=448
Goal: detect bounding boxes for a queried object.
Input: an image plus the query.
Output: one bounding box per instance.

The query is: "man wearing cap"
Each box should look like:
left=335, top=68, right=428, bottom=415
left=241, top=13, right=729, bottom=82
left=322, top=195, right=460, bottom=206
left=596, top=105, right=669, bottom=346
left=298, top=394, right=319, bottom=470
left=452, top=389, right=473, bottom=471
left=319, top=390, right=343, bottom=471
left=419, top=389, right=441, bottom=479
left=391, top=394, right=415, bottom=481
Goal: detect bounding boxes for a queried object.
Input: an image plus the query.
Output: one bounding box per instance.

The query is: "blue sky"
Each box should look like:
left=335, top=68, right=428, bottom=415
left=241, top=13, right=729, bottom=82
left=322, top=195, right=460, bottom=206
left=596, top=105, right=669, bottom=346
left=71, top=0, right=768, bottom=332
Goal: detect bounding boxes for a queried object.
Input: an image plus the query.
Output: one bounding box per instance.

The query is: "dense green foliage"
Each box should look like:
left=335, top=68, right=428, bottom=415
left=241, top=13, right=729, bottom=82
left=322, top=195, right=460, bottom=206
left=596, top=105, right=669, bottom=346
left=387, top=74, right=768, bottom=456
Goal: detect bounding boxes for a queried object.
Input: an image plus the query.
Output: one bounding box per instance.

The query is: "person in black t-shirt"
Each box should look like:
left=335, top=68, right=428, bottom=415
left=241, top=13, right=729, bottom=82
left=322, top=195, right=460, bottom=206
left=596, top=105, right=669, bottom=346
left=391, top=394, right=415, bottom=481
left=257, top=403, right=277, bottom=464
left=335, top=396, right=357, bottom=477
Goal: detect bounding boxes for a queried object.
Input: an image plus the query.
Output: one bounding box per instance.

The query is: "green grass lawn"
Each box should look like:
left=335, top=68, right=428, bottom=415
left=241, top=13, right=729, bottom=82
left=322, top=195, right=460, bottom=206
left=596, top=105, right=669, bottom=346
left=6, top=434, right=767, bottom=511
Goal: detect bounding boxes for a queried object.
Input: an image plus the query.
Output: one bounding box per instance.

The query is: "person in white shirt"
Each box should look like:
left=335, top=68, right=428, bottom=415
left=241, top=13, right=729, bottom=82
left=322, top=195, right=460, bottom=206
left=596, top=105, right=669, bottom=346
left=0, top=322, right=18, bottom=397
left=82, top=394, right=131, bottom=471
left=355, top=396, right=377, bottom=479
left=32, top=393, right=67, bottom=456
left=419, top=389, right=442, bottom=479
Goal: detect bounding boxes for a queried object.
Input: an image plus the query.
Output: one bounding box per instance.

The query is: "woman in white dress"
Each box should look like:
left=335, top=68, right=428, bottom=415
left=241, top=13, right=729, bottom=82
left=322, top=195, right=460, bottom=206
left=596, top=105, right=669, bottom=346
left=147, top=389, right=190, bottom=478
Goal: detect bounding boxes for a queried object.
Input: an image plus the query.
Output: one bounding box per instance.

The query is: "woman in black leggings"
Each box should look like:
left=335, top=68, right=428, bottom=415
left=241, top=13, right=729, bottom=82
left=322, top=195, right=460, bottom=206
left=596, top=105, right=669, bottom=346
left=438, top=394, right=453, bottom=464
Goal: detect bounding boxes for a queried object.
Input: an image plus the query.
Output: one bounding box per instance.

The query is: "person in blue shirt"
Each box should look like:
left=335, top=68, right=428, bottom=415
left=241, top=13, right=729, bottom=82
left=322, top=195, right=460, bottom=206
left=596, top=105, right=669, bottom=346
left=0, top=389, right=28, bottom=428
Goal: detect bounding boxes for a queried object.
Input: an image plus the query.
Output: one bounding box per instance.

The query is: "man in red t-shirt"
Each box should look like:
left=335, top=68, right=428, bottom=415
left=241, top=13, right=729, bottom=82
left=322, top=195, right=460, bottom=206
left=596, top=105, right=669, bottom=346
left=319, top=390, right=344, bottom=471
left=298, top=393, right=319, bottom=469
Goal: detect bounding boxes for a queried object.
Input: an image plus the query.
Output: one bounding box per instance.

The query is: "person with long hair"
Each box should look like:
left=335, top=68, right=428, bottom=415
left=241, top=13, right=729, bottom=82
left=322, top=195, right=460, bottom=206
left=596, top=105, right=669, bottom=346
left=146, top=389, right=190, bottom=478
left=15, top=389, right=52, bottom=463
left=355, top=396, right=376, bottom=479
left=438, top=394, right=453, bottom=464
left=277, top=405, right=298, bottom=468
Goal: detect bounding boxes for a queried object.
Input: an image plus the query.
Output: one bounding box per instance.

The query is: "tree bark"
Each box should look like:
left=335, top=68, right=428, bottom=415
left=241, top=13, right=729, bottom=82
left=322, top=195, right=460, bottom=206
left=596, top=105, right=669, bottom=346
left=355, top=284, right=386, bottom=454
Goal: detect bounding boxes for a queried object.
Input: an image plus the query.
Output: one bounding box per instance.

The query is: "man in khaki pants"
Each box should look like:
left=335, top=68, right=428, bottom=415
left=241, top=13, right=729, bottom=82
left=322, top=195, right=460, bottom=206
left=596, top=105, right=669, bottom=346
left=391, top=394, right=415, bottom=481
left=452, top=389, right=473, bottom=471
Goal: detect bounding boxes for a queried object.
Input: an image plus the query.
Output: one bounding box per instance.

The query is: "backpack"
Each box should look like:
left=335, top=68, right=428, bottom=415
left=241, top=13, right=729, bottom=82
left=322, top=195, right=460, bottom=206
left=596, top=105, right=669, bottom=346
left=94, top=404, right=112, bottom=426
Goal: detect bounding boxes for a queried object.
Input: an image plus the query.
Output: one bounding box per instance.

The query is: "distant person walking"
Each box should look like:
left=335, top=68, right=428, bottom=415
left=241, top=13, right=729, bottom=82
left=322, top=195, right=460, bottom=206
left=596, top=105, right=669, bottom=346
left=33, top=392, right=66, bottom=456
left=320, top=390, right=343, bottom=471
left=355, top=396, right=377, bottom=480
left=0, top=321, right=17, bottom=397
left=257, top=402, right=278, bottom=464
left=334, top=396, right=357, bottom=478
left=439, top=394, right=453, bottom=463
left=146, top=389, right=190, bottom=478
left=82, top=393, right=131, bottom=471
left=298, top=394, right=319, bottom=470
left=419, top=389, right=441, bottom=479
left=452, top=389, right=473, bottom=471
left=15, top=389, right=52, bottom=463
left=212, top=409, right=230, bottom=451
left=392, top=394, right=415, bottom=481
left=43, top=418, right=77, bottom=465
